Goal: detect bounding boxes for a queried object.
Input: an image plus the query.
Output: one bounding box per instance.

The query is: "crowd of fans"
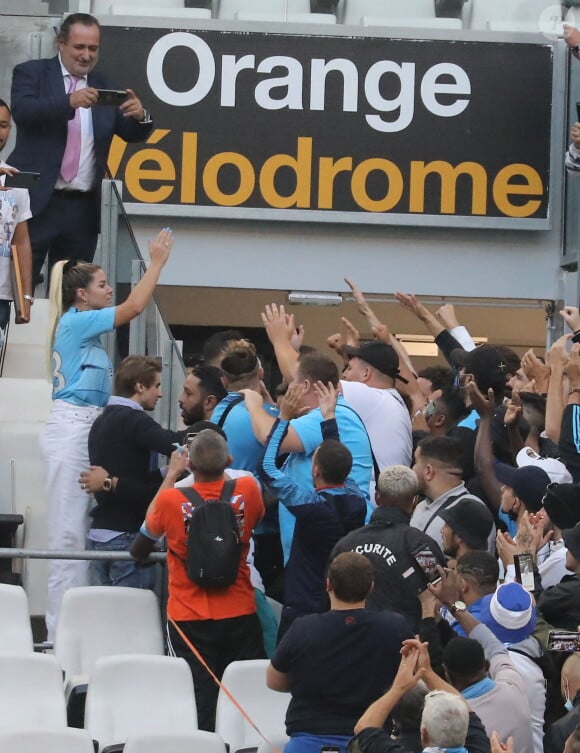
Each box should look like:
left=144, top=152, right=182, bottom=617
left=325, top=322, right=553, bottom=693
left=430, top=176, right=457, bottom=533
left=118, top=280, right=580, bottom=752
left=5, top=10, right=580, bottom=753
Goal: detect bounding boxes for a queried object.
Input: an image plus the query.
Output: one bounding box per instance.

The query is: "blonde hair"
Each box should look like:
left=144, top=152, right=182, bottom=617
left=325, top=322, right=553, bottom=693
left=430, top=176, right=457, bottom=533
left=46, top=260, right=101, bottom=379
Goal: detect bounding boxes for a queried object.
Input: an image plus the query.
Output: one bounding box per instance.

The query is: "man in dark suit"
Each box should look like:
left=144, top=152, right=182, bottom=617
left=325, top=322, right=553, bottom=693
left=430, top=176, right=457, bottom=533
left=8, top=13, right=153, bottom=285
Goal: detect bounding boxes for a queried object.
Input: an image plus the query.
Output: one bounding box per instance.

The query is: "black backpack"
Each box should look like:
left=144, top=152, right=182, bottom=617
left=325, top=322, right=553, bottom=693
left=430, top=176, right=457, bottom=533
left=178, top=479, right=241, bottom=589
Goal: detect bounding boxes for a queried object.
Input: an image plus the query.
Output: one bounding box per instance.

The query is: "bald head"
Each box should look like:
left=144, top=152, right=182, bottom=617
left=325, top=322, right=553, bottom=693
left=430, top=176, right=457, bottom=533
left=188, top=429, right=229, bottom=477
left=562, top=653, right=580, bottom=701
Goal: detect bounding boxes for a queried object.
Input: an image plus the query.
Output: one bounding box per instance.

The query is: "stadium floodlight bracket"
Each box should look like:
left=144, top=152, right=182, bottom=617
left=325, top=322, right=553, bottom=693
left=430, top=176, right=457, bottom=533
left=287, top=291, right=343, bottom=306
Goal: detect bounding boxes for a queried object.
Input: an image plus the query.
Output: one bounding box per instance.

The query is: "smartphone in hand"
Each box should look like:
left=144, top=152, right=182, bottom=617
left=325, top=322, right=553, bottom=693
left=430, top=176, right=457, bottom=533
left=4, top=171, right=40, bottom=189
left=95, top=89, right=129, bottom=107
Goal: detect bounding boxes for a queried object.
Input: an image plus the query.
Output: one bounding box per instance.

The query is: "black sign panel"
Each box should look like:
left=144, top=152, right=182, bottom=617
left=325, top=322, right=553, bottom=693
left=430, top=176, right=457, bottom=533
left=99, top=27, right=553, bottom=226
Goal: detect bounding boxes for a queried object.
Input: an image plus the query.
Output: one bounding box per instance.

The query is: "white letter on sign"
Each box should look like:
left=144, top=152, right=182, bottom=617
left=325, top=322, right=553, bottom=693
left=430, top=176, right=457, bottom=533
left=147, top=32, right=215, bottom=106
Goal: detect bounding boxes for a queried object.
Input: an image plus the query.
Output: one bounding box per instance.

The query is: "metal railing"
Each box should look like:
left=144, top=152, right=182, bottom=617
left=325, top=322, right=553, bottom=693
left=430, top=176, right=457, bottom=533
left=0, top=548, right=166, bottom=563
left=98, top=179, right=186, bottom=432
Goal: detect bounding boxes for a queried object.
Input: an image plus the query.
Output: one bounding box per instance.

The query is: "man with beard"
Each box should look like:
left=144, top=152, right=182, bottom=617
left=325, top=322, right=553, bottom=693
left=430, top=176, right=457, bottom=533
left=410, top=436, right=495, bottom=553
left=439, top=499, right=494, bottom=561
left=179, top=365, right=227, bottom=425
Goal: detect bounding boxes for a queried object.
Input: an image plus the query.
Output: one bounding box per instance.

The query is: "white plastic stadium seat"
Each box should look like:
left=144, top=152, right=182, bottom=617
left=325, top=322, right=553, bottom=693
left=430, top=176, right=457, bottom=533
left=0, top=584, right=34, bottom=652
left=344, top=0, right=438, bottom=25
left=55, top=586, right=164, bottom=681
left=215, top=660, right=290, bottom=753
left=123, top=731, right=227, bottom=753
left=361, top=16, right=462, bottom=28
left=469, top=0, right=562, bottom=31
left=110, top=4, right=212, bottom=17
left=93, top=0, right=186, bottom=10
left=219, top=0, right=293, bottom=20
left=0, top=729, right=94, bottom=753
left=84, top=655, right=198, bottom=751
left=235, top=11, right=335, bottom=23
left=0, top=653, right=67, bottom=732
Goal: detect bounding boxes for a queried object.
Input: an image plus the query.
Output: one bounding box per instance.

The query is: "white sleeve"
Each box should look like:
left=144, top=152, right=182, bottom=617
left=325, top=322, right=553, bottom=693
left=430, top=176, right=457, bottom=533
left=449, top=325, right=477, bottom=352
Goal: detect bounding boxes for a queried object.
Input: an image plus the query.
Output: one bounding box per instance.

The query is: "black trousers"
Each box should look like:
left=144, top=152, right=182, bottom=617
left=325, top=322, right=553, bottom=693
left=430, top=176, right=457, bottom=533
left=167, top=613, right=265, bottom=732
left=29, top=191, right=99, bottom=285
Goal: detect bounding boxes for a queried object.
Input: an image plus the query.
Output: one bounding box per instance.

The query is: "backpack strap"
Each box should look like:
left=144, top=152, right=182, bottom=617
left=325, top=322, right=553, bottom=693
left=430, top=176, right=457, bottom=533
left=336, top=402, right=381, bottom=481
left=216, top=395, right=244, bottom=428
left=179, top=478, right=237, bottom=508
left=420, top=492, right=468, bottom=534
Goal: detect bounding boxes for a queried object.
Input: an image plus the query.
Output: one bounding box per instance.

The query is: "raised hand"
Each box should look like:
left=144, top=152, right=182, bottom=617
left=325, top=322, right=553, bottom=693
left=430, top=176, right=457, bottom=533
left=148, top=227, right=173, bottom=266
left=279, top=383, right=309, bottom=421
left=290, top=324, right=305, bottom=352
left=313, top=380, right=339, bottom=420
left=503, top=400, right=522, bottom=427
left=521, top=349, right=550, bottom=392
left=327, top=332, right=344, bottom=353
left=466, top=379, right=495, bottom=416
left=262, top=303, right=295, bottom=344
left=435, top=303, right=460, bottom=330
left=342, top=316, right=360, bottom=348
left=560, top=306, right=580, bottom=333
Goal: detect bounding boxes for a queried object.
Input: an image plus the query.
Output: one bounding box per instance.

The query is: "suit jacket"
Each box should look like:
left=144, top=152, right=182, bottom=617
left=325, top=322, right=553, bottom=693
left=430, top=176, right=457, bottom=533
left=8, top=56, right=153, bottom=215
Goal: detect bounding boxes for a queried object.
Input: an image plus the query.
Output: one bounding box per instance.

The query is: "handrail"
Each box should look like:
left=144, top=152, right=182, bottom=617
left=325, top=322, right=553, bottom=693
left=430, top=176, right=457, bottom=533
left=98, top=179, right=186, bottom=432
left=0, top=547, right=166, bottom=562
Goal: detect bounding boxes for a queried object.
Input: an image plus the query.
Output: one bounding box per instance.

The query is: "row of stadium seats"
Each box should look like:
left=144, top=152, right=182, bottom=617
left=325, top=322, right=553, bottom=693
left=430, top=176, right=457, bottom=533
left=74, top=0, right=570, bottom=34
left=0, top=584, right=288, bottom=753
left=0, top=652, right=288, bottom=752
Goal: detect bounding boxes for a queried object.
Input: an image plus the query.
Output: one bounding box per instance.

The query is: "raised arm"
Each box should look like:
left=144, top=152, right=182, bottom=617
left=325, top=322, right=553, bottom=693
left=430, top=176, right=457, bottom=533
left=545, top=334, right=570, bottom=442
left=354, top=648, right=424, bottom=734
left=114, top=228, right=173, bottom=327
left=469, top=381, right=502, bottom=512
left=261, top=303, right=300, bottom=384
left=241, top=388, right=305, bottom=452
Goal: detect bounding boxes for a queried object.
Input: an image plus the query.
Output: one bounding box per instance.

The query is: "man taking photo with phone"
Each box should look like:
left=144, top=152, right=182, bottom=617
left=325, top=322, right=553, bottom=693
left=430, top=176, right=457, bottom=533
left=8, top=12, right=152, bottom=287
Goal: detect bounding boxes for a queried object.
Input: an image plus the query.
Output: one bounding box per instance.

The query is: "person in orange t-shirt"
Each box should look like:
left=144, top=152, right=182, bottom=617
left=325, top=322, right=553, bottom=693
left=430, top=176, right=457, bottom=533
left=131, top=429, right=265, bottom=731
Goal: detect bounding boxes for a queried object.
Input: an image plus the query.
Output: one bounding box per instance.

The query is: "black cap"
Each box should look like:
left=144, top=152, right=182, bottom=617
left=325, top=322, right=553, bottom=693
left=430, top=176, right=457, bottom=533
left=563, top=524, right=580, bottom=562
left=543, top=484, right=580, bottom=530
left=439, top=499, right=494, bottom=550
left=495, top=463, right=550, bottom=513
left=451, top=345, right=508, bottom=396
left=342, top=341, right=408, bottom=384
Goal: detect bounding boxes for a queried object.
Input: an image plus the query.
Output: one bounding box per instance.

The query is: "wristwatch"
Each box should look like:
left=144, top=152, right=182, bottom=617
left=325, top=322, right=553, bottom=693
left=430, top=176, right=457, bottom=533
left=447, top=600, right=467, bottom=616
left=23, top=294, right=34, bottom=304
left=101, top=476, right=113, bottom=492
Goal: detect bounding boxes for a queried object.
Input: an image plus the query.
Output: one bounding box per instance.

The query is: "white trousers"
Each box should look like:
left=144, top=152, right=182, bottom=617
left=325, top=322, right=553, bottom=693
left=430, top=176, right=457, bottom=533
left=40, top=399, right=101, bottom=641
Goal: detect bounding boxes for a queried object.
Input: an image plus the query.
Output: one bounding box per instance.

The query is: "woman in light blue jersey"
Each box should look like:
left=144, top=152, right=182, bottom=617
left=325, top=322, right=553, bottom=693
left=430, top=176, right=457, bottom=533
left=40, top=227, right=173, bottom=641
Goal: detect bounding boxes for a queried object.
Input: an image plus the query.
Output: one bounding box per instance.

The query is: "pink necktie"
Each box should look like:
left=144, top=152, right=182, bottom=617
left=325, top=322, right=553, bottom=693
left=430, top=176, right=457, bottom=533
left=61, top=75, right=82, bottom=182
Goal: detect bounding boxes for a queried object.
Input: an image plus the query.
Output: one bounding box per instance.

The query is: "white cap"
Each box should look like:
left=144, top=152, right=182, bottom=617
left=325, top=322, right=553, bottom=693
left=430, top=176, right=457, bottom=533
left=516, top=447, right=573, bottom=484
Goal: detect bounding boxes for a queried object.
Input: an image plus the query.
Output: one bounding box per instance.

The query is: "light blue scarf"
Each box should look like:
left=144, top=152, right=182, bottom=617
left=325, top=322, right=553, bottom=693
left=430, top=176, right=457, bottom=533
left=461, top=677, right=495, bottom=700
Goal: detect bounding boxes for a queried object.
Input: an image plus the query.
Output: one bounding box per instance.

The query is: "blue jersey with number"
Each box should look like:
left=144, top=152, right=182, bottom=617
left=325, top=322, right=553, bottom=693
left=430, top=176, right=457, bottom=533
left=51, top=307, right=116, bottom=407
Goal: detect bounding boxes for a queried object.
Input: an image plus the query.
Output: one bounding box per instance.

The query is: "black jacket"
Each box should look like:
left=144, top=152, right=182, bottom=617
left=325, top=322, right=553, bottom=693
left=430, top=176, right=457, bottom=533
left=351, top=711, right=491, bottom=753
left=330, top=507, right=445, bottom=631
left=544, top=691, right=580, bottom=753
left=88, top=404, right=185, bottom=532
left=538, top=573, right=580, bottom=632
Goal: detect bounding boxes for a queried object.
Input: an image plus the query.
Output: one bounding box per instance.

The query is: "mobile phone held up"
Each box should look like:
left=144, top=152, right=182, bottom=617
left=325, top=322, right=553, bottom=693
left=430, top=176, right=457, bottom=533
left=3, top=171, right=40, bottom=190
left=576, top=101, right=580, bottom=122
left=547, top=630, right=580, bottom=652
left=95, top=89, right=129, bottom=107
left=514, top=553, right=535, bottom=592
left=411, top=544, right=442, bottom=588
